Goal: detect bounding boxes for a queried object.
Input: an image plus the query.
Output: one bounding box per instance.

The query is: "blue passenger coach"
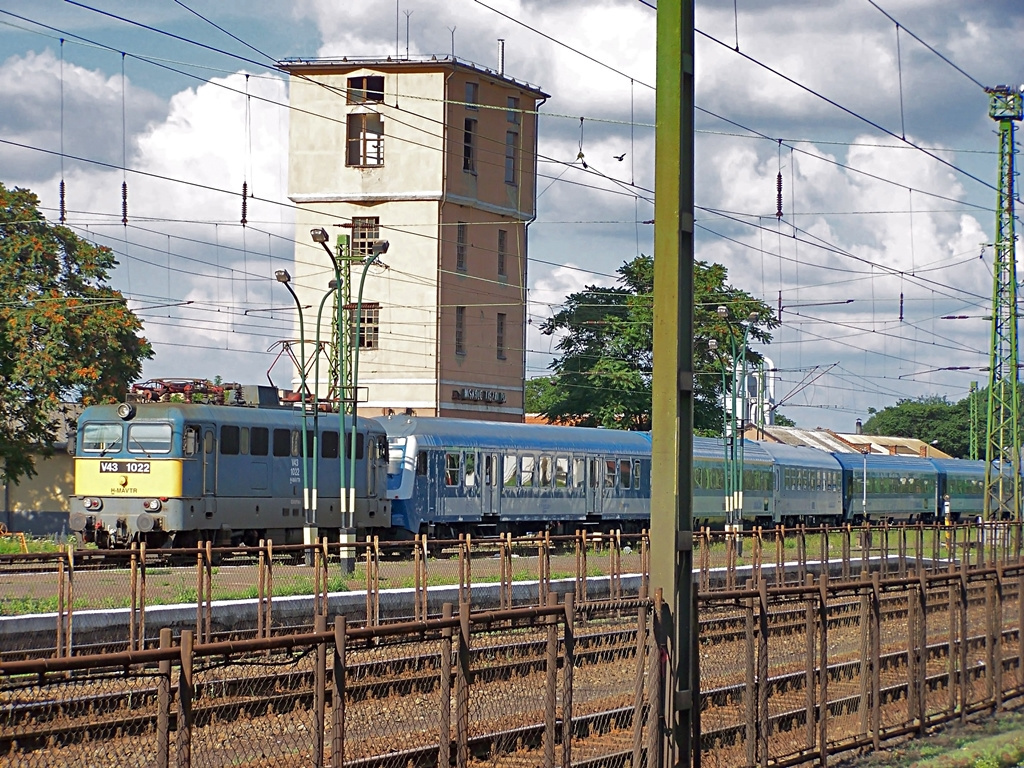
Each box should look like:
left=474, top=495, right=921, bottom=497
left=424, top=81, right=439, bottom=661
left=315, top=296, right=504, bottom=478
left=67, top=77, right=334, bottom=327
left=833, top=452, right=937, bottom=522
left=377, top=416, right=652, bottom=538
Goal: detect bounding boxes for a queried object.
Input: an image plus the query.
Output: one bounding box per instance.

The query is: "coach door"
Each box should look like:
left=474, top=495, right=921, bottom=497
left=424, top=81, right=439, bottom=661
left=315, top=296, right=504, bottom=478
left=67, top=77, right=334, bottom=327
left=482, top=453, right=500, bottom=516
left=586, top=457, right=603, bottom=516
left=202, top=428, right=217, bottom=514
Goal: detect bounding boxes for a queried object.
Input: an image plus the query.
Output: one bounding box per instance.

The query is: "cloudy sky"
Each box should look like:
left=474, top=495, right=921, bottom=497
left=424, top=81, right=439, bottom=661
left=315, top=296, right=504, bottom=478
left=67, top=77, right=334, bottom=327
left=2, top=0, right=1023, bottom=433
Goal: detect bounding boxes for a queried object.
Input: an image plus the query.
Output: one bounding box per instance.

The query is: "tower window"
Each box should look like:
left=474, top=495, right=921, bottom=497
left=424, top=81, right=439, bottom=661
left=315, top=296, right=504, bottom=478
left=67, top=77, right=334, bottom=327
left=456, top=306, right=466, bottom=355
left=497, top=229, right=507, bottom=277
left=347, top=113, right=384, bottom=166
left=505, top=131, right=518, bottom=185
left=463, top=118, right=477, bottom=173
left=507, top=96, right=520, bottom=124
left=465, top=82, right=478, bottom=109
left=348, top=302, right=380, bottom=349
left=347, top=75, right=384, bottom=104
left=456, top=222, right=467, bottom=271
left=497, top=313, right=506, bottom=360
left=351, top=217, right=380, bottom=257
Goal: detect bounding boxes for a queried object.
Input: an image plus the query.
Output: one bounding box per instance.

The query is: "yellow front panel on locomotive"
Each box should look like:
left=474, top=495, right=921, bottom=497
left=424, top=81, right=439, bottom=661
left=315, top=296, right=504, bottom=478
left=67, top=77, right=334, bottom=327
left=75, top=459, right=183, bottom=497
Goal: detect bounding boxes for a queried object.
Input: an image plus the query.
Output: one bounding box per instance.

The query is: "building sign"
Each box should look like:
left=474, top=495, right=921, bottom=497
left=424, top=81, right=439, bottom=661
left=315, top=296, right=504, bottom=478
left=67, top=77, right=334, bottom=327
left=452, top=388, right=506, bottom=404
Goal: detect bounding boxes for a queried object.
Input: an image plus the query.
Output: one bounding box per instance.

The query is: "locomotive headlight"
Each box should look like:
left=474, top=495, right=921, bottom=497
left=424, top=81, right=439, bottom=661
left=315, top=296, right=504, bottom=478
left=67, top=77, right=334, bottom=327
left=82, top=497, right=103, bottom=511
left=69, top=511, right=88, bottom=531
left=136, top=512, right=155, bottom=533
left=142, top=498, right=162, bottom=512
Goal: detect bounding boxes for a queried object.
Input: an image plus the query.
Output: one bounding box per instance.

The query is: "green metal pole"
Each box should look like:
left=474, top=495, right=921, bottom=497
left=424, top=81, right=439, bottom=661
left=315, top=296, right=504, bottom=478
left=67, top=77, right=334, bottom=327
left=969, top=381, right=979, bottom=462
left=650, top=0, right=696, bottom=766
left=277, top=275, right=309, bottom=530
left=349, top=253, right=379, bottom=534
left=737, top=323, right=753, bottom=523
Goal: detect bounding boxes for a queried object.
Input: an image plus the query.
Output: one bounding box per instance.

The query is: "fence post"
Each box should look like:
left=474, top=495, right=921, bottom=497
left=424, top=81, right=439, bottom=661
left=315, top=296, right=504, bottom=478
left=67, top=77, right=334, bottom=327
left=365, top=539, right=374, bottom=627
left=204, top=541, right=212, bottom=643
left=540, top=533, right=549, bottom=608
left=992, top=568, right=1004, bottom=710
left=858, top=571, right=870, bottom=739
left=916, top=572, right=927, bottom=734
left=870, top=572, right=881, bottom=751
left=56, top=555, right=65, bottom=659
left=641, top=529, right=650, bottom=596
left=258, top=539, right=266, bottom=639
left=332, top=616, right=346, bottom=768
left=176, top=629, right=194, bottom=768
left=804, top=573, right=816, bottom=753
left=633, top=587, right=648, bottom=768
left=130, top=542, right=138, bottom=652
left=563, top=593, right=575, bottom=768
left=314, top=613, right=327, bottom=768
left=948, top=563, right=958, bottom=718
left=959, top=561, right=969, bottom=721
left=1019, top=567, right=1024, bottom=697
left=266, top=539, right=274, bottom=635
left=907, top=571, right=919, bottom=728
left=440, top=604, right=453, bottom=768
left=456, top=600, right=470, bottom=768
left=66, top=547, right=74, bottom=654
left=745, top=579, right=756, bottom=768
left=544, top=592, right=558, bottom=768
left=195, top=544, right=203, bottom=640
left=139, top=541, right=147, bottom=650
left=757, top=578, right=769, bottom=768
left=421, top=534, right=431, bottom=619
left=156, top=627, right=172, bottom=768
left=818, top=569, right=829, bottom=767
left=842, top=524, right=851, bottom=581
left=373, top=536, right=381, bottom=625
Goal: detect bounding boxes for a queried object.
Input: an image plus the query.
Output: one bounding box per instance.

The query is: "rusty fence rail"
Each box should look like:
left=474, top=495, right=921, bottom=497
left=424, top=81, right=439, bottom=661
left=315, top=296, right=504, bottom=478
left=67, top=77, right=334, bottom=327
left=2, top=522, right=1020, bottom=660
left=0, top=595, right=658, bottom=768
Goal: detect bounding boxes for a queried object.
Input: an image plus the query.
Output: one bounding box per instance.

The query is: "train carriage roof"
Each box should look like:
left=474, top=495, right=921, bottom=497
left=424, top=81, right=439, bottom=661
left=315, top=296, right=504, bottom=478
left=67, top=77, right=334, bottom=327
left=693, top=436, right=773, bottom=464
left=928, top=458, right=987, bottom=478
left=375, top=416, right=652, bottom=455
left=79, top=402, right=383, bottom=432
left=831, top=452, right=938, bottom=474
left=756, top=441, right=843, bottom=471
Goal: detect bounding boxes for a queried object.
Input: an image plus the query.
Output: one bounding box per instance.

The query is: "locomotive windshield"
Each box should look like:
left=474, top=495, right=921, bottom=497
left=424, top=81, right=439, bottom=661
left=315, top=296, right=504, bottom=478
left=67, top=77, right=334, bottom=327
left=387, top=437, right=407, bottom=476
left=81, top=423, right=122, bottom=453
left=128, top=423, right=173, bottom=454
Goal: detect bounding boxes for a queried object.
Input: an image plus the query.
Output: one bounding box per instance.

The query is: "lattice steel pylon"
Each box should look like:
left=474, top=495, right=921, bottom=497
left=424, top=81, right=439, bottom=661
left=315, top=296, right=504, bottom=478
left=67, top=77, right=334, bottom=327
left=983, top=86, right=1022, bottom=520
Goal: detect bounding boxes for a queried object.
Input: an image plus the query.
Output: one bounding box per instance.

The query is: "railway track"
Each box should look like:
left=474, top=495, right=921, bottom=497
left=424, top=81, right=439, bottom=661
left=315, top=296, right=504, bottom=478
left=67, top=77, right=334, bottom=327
left=0, top=625, right=640, bottom=754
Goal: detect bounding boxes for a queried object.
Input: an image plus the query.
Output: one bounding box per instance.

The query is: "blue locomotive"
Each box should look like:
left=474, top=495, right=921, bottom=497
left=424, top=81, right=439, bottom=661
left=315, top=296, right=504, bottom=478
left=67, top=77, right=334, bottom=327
left=70, top=384, right=391, bottom=548
left=377, top=415, right=991, bottom=537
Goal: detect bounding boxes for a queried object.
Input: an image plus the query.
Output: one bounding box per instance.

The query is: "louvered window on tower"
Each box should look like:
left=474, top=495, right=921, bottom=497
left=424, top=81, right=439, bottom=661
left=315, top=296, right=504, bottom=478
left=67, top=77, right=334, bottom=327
left=347, top=113, right=384, bottom=166
left=348, top=302, right=380, bottom=350
left=456, top=222, right=467, bottom=271
left=497, top=313, right=506, bottom=360
left=497, top=229, right=507, bottom=277
left=505, top=132, right=518, bottom=185
left=347, top=75, right=384, bottom=104
left=456, top=306, right=466, bottom=355
left=463, top=119, right=477, bottom=172
left=507, top=96, right=520, bottom=124
left=351, top=217, right=380, bottom=257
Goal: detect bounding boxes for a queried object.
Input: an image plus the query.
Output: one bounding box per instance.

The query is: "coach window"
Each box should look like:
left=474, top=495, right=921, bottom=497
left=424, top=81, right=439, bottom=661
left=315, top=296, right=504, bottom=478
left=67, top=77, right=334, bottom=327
left=322, top=431, right=339, bottom=459
left=619, top=459, right=631, bottom=489
left=633, top=460, right=642, bottom=489
left=445, top=452, right=461, bottom=486
left=539, top=456, right=552, bottom=487
left=504, top=455, right=518, bottom=487
left=251, top=427, right=269, bottom=456
left=555, top=457, right=568, bottom=488
left=573, top=458, right=586, bottom=489
left=272, top=429, right=290, bottom=457
left=464, top=453, right=476, bottom=487
left=220, top=425, right=240, bottom=455
left=184, top=425, right=200, bottom=456
left=605, top=459, right=616, bottom=488
left=128, top=423, right=173, bottom=454
left=416, top=451, right=428, bottom=476
left=521, top=455, right=535, bottom=487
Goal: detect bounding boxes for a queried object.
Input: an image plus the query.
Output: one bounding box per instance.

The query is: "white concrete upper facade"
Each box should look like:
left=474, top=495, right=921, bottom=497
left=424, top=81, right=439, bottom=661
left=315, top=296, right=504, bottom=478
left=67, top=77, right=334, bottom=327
left=281, top=56, right=547, bottom=422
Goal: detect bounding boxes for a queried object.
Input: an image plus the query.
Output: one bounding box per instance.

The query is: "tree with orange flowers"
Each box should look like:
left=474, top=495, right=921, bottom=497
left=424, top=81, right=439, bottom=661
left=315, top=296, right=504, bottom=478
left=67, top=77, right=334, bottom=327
left=0, top=183, right=152, bottom=483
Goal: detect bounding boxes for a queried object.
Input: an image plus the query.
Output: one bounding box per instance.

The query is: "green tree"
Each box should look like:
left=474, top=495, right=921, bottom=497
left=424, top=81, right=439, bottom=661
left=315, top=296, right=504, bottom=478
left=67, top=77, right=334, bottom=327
left=861, top=395, right=970, bottom=458
left=0, top=183, right=152, bottom=483
left=773, top=412, right=796, bottom=427
left=537, top=254, right=776, bottom=431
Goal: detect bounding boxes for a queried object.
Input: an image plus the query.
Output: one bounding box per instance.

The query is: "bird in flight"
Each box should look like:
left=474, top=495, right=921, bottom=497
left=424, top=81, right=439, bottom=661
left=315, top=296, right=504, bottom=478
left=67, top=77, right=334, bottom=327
left=613, top=153, right=626, bottom=161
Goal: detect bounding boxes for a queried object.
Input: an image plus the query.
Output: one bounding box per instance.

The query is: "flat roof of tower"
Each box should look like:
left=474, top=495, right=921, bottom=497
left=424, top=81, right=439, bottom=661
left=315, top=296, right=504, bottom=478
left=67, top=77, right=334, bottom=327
left=278, top=55, right=549, bottom=98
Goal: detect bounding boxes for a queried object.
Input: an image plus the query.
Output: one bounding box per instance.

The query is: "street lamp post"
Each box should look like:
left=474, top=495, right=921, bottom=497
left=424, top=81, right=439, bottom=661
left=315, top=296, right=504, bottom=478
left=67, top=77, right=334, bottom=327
left=275, top=269, right=310, bottom=546
left=708, top=338, right=733, bottom=525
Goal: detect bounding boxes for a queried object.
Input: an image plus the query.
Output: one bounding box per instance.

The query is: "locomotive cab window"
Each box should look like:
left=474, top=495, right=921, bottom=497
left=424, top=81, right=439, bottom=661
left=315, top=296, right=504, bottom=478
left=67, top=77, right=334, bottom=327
left=82, top=423, right=122, bottom=453
left=220, top=425, right=240, bottom=455
left=184, top=425, right=200, bottom=456
left=128, top=423, right=173, bottom=454
left=322, top=430, right=339, bottom=459
left=344, top=432, right=365, bottom=460
left=251, top=427, right=269, bottom=456
left=416, top=451, right=428, bottom=476
left=273, top=429, right=290, bottom=457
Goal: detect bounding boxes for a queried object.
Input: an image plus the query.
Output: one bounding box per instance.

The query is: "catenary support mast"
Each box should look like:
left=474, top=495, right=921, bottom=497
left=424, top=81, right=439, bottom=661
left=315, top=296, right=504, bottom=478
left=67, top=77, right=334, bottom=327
left=983, top=86, right=1022, bottom=520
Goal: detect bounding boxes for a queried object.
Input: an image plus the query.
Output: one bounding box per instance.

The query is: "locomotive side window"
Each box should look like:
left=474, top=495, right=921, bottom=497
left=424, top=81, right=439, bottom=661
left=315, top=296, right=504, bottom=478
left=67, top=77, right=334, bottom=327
left=521, top=455, right=535, bottom=487
left=378, top=436, right=388, bottom=460
left=346, top=433, right=365, bottom=460
left=184, top=425, right=200, bottom=456
left=322, top=430, right=339, bottom=459
left=464, top=453, right=476, bottom=487
left=619, top=459, right=631, bottom=489
left=204, top=430, right=214, bottom=454
left=251, top=427, right=269, bottom=456
left=128, top=423, right=173, bottom=454
left=82, top=423, right=122, bottom=453
left=504, top=456, right=517, bottom=487
left=239, top=427, right=250, bottom=455
left=272, top=429, right=290, bottom=457
left=416, top=451, right=427, bottom=475
left=555, top=457, right=568, bottom=487
left=291, top=430, right=300, bottom=457
left=220, top=425, right=240, bottom=455
left=445, top=452, right=461, bottom=486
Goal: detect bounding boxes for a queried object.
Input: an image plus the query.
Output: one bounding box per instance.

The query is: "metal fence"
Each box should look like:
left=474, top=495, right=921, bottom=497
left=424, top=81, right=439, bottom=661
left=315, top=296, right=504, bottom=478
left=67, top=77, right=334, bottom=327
left=0, top=596, right=657, bottom=768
